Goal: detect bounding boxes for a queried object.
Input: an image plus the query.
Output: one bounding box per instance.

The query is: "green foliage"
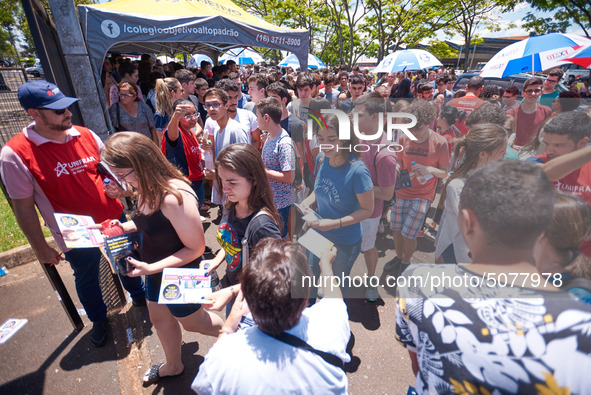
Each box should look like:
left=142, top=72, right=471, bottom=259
left=427, top=41, right=459, bottom=60
left=0, top=192, right=51, bottom=253
left=504, top=0, right=590, bottom=37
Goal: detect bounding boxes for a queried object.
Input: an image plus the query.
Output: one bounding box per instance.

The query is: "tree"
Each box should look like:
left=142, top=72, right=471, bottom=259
left=505, top=0, right=590, bottom=37
left=324, top=0, right=370, bottom=67
left=233, top=0, right=332, bottom=63
left=443, top=0, right=500, bottom=70
left=362, top=0, right=456, bottom=62
left=0, top=0, right=23, bottom=62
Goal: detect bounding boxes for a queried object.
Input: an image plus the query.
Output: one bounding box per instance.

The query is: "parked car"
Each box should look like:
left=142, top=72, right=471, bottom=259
left=453, top=72, right=568, bottom=99
left=561, top=64, right=590, bottom=82
left=25, top=62, right=44, bottom=77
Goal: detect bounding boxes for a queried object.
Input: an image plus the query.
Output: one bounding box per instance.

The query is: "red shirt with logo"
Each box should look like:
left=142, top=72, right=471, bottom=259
left=448, top=94, right=485, bottom=136
left=536, top=153, right=591, bottom=205
left=1, top=125, right=122, bottom=250
left=536, top=153, right=591, bottom=256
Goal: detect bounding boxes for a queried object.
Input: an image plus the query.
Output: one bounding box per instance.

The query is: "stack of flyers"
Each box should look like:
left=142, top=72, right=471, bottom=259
left=158, top=268, right=213, bottom=304
left=53, top=213, right=103, bottom=248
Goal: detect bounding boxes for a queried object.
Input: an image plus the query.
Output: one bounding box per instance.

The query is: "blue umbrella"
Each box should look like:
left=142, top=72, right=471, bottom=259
left=278, top=53, right=326, bottom=70
left=374, top=49, right=442, bottom=73
left=187, top=54, right=212, bottom=69
left=480, top=33, right=591, bottom=78
left=219, top=48, right=264, bottom=65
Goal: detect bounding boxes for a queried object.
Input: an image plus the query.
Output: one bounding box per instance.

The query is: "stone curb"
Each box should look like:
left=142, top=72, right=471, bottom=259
left=0, top=237, right=57, bottom=268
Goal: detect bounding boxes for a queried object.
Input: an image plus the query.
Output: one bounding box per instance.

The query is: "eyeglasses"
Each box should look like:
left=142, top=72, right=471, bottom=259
left=502, top=95, right=514, bottom=98
left=524, top=88, right=543, bottom=94
left=39, top=107, right=70, bottom=115
left=120, top=93, right=136, bottom=98
left=204, top=102, right=222, bottom=110
left=115, top=169, right=134, bottom=181
left=545, top=79, right=559, bottom=84
left=183, top=113, right=199, bottom=119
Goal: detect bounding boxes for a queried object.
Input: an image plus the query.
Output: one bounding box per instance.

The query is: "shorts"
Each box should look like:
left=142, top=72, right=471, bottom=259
left=360, top=216, right=381, bottom=252
left=390, top=198, right=430, bottom=240
left=146, top=275, right=201, bottom=318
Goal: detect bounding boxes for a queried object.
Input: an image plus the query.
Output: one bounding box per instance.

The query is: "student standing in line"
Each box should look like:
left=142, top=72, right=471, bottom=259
left=98, top=132, right=223, bottom=387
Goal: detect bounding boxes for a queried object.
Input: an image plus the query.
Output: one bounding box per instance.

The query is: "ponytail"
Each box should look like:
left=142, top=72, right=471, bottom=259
left=155, top=77, right=179, bottom=117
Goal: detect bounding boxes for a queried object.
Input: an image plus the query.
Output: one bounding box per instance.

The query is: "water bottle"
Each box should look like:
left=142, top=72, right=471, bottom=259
left=411, top=161, right=432, bottom=185
left=103, top=178, right=118, bottom=195
left=202, top=131, right=215, bottom=169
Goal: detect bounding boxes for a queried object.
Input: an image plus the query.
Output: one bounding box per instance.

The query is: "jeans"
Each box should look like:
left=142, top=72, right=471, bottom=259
left=191, top=179, right=205, bottom=210
left=308, top=238, right=362, bottom=303
left=278, top=205, right=291, bottom=238
left=65, top=247, right=145, bottom=323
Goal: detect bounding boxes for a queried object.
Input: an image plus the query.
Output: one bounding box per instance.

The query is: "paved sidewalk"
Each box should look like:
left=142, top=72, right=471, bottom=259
left=0, top=208, right=428, bottom=394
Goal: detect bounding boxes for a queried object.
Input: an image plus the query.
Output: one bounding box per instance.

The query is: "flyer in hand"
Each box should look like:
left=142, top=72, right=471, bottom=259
left=100, top=232, right=141, bottom=275
left=158, top=267, right=212, bottom=304
left=53, top=213, right=104, bottom=248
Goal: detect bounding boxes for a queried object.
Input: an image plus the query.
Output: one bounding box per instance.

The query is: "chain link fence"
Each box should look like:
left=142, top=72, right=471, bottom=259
left=0, top=69, right=30, bottom=146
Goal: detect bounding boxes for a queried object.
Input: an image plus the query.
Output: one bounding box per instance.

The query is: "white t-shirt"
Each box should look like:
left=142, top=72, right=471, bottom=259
left=232, top=109, right=258, bottom=144
left=434, top=178, right=470, bottom=263
left=204, top=117, right=250, bottom=205
left=192, top=298, right=350, bottom=395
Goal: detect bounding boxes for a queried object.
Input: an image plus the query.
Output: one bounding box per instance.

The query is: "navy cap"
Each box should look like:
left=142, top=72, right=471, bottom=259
left=18, top=80, right=79, bottom=110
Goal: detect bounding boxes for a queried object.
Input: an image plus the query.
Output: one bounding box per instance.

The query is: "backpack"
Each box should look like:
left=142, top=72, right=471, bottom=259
left=241, top=211, right=270, bottom=268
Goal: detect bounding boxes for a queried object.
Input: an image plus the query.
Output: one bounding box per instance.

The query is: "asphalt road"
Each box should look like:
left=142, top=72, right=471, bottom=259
left=0, top=204, right=435, bottom=394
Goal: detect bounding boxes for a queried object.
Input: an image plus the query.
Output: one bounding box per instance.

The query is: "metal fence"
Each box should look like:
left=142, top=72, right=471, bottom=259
left=0, top=68, right=30, bottom=146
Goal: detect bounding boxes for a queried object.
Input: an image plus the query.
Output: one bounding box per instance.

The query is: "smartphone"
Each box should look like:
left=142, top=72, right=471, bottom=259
left=96, top=161, right=127, bottom=191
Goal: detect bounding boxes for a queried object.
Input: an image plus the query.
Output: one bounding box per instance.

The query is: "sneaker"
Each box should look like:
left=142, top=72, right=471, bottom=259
left=416, top=229, right=425, bottom=238
left=90, top=320, right=108, bottom=347
left=384, top=256, right=402, bottom=272
left=366, top=287, right=379, bottom=302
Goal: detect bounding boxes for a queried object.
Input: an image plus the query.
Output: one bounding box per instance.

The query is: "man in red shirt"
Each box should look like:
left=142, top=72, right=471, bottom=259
left=388, top=100, right=449, bottom=271
left=506, top=77, right=552, bottom=147
left=447, top=76, right=485, bottom=136
left=0, top=81, right=145, bottom=347
left=528, top=111, right=591, bottom=203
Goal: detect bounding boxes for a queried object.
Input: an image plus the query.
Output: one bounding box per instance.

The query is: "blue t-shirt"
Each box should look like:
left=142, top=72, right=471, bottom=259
left=314, top=154, right=373, bottom=244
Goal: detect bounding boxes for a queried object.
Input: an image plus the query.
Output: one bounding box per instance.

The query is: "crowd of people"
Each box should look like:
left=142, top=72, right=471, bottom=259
left=2, top=50, right=591, bottom=392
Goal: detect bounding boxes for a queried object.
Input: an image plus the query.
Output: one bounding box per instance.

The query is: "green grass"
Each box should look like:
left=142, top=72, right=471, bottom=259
left=0, top=192, right=52, bottom=252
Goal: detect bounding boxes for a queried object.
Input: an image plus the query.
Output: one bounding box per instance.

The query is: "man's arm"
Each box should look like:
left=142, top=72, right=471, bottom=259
left=12, top=196, right=61, bottom=265
left=542, top=144, right=591, bottom=181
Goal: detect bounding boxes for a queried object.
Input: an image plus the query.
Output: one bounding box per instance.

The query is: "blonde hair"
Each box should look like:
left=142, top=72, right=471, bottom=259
left=155, top=77, right=180, bottom=117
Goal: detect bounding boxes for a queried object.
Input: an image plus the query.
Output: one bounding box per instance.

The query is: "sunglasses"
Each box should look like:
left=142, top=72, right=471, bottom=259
left=39, top=107, right=70, bottom=115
